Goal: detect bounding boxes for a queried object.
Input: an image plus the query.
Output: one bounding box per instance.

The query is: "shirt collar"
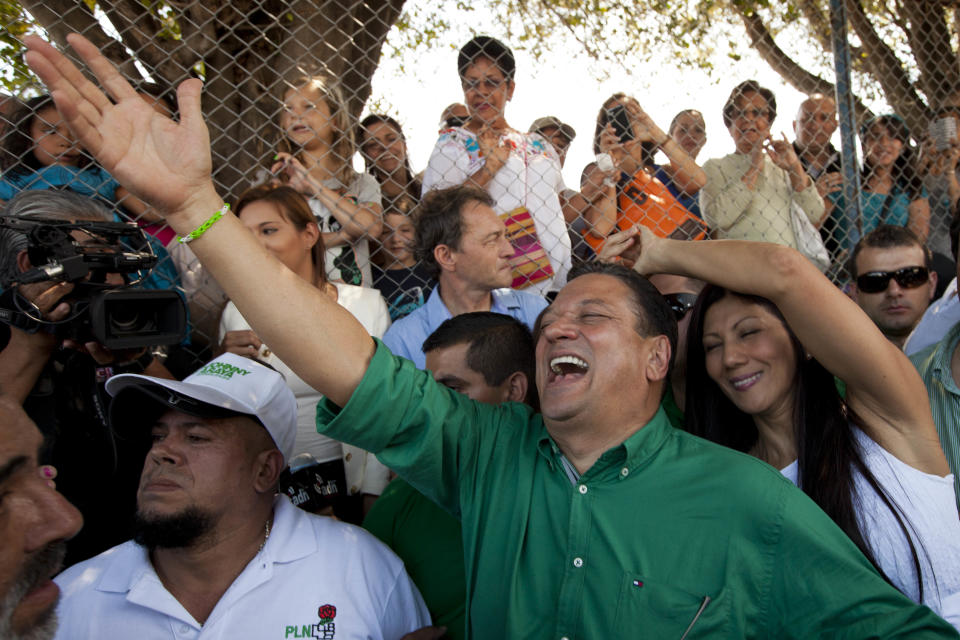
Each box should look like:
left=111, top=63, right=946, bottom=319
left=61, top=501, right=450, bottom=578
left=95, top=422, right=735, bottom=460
left=428, top=285, right=522, bottom=319
left=536, top=404, right=674, bottom=480
left=930, top=321, right=960, bottom=384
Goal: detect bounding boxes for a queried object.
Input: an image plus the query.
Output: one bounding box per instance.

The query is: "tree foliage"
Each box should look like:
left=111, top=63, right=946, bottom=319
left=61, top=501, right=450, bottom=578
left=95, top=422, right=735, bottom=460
left=2, top=0, right=406, bottom=196
left=480, top=0, right=960, bottom=136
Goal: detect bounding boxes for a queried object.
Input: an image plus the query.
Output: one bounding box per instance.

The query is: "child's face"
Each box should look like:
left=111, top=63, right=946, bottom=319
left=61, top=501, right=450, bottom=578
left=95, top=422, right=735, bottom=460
left=30, top=106, right=80, bottom=167
left=281, top=86, right=335, bottom=150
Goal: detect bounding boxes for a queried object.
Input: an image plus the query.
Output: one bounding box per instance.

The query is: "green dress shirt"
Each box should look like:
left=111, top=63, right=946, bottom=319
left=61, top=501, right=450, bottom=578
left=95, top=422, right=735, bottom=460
left=910, top=320, right=960, bottom=510
left=318, top=340, right=956, bottom=639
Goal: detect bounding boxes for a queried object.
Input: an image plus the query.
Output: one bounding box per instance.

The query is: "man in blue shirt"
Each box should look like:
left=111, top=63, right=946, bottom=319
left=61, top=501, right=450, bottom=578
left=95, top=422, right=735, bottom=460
left=383, top=185, right=547, bottom=368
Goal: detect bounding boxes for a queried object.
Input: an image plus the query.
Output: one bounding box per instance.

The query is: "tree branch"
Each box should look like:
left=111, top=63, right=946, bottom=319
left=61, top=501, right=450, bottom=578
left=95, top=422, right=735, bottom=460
left=735, top=8, right=873, bottom=123
left=18, top=0, right=140, bottom=79
left=899, top=0, right=959, bottom=107
left=844, top=0, right=930, bottom=134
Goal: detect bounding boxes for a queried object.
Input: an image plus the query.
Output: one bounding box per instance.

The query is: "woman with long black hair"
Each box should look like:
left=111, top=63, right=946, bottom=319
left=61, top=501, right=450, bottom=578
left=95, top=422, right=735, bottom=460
left=603, top=224, right=960, bottom=627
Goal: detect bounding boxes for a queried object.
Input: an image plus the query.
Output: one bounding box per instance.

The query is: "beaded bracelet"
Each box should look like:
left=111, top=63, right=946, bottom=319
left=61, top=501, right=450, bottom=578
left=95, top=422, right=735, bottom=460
left=177, top=203, right=230, bottom=244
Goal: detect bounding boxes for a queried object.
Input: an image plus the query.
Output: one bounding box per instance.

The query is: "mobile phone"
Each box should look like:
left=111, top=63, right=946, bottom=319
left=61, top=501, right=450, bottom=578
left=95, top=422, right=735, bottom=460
left=929, top=117, right=957, bottom=152
left=444, top=115, right=468, bottom=129
left=605, top=105, right=635, bottom=143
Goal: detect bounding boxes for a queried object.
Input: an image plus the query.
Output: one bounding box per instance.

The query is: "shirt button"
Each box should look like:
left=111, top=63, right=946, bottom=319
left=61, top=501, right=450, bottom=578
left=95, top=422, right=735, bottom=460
left=578, top=484, right=588, bottom=494
left=345, top=452, right=353, bottom=461
left=350, top=485, right=359, bottom=494
left=573, top=557, right=583, bottom=568
left=179, top=625, right=190, bottom=634
left=620, top=467, right=629, bottom=477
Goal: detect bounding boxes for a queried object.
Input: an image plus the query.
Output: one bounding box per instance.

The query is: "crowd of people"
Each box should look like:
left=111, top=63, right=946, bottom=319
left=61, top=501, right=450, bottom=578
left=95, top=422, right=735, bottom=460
left=2, top=30, right=960, bottom=640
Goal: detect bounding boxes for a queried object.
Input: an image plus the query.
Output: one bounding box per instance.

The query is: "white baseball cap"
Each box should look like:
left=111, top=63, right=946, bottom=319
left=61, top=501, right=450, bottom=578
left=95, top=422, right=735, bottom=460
left=105, top=352, right=297, bottom=463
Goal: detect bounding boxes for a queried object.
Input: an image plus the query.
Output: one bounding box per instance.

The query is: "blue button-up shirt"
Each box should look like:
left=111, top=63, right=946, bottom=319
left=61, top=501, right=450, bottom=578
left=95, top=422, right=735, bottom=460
left=382, top=286, right=548, bottom=369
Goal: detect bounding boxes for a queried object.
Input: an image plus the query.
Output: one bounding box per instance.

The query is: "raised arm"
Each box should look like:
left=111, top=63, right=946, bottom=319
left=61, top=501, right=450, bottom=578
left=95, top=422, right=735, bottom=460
left=24, top=34, right=373, bottom=406
left=622, top=226, right=948, bottom=474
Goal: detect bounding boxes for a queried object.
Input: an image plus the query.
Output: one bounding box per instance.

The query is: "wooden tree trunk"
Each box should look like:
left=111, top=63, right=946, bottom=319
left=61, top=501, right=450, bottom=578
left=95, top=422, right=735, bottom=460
left=19, top=0, right=405, bottom=198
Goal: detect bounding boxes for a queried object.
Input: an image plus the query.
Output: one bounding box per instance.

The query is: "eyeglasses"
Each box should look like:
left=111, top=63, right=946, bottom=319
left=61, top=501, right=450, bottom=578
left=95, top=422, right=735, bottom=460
left=856, top=266, right=929, bottom=294
left=733, top=108, right=769, bottom=121
left=662, top=292, right=698, bottom=320
left=461, top=76, right=506, bottom=92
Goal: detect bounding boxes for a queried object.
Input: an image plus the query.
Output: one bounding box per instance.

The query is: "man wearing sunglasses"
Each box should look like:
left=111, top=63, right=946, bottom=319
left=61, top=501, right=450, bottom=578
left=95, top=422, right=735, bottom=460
left=850, top=225, right=937, bottom=349
left=649, top=273, right=703, bottom=427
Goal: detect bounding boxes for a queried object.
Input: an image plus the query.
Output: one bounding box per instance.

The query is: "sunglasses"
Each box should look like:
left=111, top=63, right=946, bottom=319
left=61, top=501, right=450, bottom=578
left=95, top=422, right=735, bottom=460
left=856, top=266, right=929, bottom=294
left=663, top=292, right=698, bottom=321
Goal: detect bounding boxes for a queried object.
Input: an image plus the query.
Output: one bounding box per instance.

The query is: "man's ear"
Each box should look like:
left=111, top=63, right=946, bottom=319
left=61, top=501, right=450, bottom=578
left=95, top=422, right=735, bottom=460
left=252, top=449, right=285, bottom=494
left=434, top=244, right=456, bottom=273
left=928, top=270, right=939, bottom=301
left=502, top=371, right=528, bottom=404
left=645, top=335, right=672, bottom=383
left=16, top=249, right=31, bottom=273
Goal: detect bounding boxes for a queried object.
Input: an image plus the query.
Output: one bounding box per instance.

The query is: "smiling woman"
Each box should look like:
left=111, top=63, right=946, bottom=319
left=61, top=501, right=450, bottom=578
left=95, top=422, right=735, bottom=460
left=218, top=184, right=392, bottom=521
left=617, top=226, right=960, bottom=626
left=700, top=80, right=825, bottom=250
left=422, top=35, right=572, bottom=297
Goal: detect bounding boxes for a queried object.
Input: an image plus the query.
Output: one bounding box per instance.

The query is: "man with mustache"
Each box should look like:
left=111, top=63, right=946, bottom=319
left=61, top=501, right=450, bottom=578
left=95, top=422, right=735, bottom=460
left=23, top=34, right=959, bottom=638
left=0, top=396, right=83, bottom=640
left=50, top=353, right=429, bottom=638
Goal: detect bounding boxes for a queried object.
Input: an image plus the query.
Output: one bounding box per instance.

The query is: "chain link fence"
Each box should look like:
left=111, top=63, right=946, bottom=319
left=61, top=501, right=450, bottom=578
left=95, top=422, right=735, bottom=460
left=1, top=1, right=957, bottom=373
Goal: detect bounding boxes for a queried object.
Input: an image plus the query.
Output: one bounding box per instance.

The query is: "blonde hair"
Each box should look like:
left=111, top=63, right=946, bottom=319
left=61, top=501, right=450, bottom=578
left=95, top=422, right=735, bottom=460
left=283, top=75, right=357, bottom=187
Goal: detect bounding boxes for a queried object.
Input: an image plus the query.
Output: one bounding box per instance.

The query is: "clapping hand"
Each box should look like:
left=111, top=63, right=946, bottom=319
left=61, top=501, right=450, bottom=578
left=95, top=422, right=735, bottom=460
left=23, top=34, right=219, bottom=220
left=477, top=126, right=509, bottom=175
left=764, top=134, right=802, bottom=173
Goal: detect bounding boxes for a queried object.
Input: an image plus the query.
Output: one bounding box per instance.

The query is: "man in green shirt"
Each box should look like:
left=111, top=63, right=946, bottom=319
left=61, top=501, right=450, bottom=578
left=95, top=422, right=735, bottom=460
left=910, top=313, right=960, bottom=510
left=364, top=311, right=537, bottom=640
left=24, top=34, right=958, bottom=640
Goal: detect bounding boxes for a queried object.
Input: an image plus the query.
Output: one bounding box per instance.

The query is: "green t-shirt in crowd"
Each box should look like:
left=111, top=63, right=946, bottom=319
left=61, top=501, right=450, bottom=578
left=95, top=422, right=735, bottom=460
left=363, top=477, right=466, bottom=640
left=318, top=340, right=956, bottom=639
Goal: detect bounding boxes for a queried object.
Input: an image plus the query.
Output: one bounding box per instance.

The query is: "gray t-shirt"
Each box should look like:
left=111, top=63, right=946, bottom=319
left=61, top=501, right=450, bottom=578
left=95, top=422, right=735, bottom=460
left=308, top=172, right=381, bottom=286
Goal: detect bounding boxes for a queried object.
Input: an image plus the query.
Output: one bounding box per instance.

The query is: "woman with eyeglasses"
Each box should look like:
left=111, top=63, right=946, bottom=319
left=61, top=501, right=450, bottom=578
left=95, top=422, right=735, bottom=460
left=701, top=80, right=826, bottom=250
left=654, top=109, right=708, bottom=219
left=421, top=35, right=571, bottom=297
left=604, top=224, right=960, bottom=624
left=822, top=115, right=930, bottom=254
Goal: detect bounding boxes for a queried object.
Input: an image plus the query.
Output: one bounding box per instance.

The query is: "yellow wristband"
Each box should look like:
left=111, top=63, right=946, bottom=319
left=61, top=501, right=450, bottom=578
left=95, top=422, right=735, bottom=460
left=177, top=203, right=230, bottom=244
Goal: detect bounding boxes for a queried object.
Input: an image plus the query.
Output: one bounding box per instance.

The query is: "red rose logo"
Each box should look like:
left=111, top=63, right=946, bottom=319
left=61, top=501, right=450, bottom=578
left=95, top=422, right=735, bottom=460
left=318, top=604, right=336, bottom=622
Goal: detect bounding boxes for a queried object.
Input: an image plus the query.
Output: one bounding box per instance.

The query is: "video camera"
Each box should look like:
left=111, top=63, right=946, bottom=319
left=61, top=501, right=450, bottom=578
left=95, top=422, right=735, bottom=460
left=0, top=215, right=187, bottom=350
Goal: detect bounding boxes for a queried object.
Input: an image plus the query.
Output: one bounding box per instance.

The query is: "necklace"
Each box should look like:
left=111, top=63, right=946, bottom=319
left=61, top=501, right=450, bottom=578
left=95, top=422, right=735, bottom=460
left=257, top=518, right=272, bottom=554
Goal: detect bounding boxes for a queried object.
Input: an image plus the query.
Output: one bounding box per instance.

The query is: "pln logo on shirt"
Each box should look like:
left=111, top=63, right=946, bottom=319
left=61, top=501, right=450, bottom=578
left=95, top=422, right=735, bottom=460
left=283, top=603, right=337, bottom=638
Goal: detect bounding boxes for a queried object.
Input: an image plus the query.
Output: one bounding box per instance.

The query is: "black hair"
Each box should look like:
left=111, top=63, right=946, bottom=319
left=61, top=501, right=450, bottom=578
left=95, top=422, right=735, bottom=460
left=1, top=95, right=91, bottom=175
left=457, top=36, right=516, bottom=81
left=413, top=185, right=495, bottom=277
left=422, top=311, right=538, bottom=410
left=592, top=93, right=657, bottom=167
left=683, top=285, right=924, bottom=597
left=848, top=224, right=932, bottom=280
left=860, top=115, right=923, bottom=201
left=562, top=262, right=678, bottom=389
left=358, top=114, right=421, bottom=209
left=722, top=80, right=777, bottom=129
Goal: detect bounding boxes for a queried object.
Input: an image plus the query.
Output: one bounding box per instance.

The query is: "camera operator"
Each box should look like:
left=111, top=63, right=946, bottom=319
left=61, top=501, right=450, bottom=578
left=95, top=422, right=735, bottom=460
left=0, top=189, right=174, bottom=569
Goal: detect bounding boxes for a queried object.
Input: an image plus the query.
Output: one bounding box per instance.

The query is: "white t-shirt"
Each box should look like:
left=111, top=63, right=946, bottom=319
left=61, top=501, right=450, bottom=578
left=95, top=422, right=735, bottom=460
left=219, top=282, right=391, bottom=494
left=53, top=495, right=431, bottom=639
left=308, top=172, right=381, bottom=287
left=781, top=428, right=960, bottom=627
left=422, top=127, right=572, bottom=296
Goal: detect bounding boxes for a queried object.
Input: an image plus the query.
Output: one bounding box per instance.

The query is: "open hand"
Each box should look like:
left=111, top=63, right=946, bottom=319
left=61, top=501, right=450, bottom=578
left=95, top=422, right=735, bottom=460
left=764, top=134, right=801, bottom=172
left=23, top=34, right=218, bottom=218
